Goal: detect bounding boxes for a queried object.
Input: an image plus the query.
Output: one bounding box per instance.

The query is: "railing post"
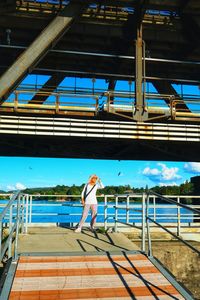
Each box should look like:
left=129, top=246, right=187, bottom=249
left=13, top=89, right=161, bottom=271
left=126, top=195, right=130, bottom=224
left=146, top=192, right=152, bottom=257
left=14, top=194, right=21, bottom=261
left=55, top=94, right=59, bottom=114
left=153, top=196, right=156, bottom=221
left=104, top=195, right=107, bottom=231
left=107, top=92, right=110, bottom=112
left=114, top=196, right=118, bottom=232
left=0, top=222, right=2, bottom=260
left=29, top=195, right=33, bottom=224
left=177, top=196, right=181, bottom=236
left=21, top=195, right=25, bottom=234
left=142, top=192, right=146, bottom=253
left=95, top=96, right=98, bottom=115
left=8, top=204, right=13, bottom=258
left=14, top=91, right=18, bottom=112
left=25, top=194, right=29, bottom=234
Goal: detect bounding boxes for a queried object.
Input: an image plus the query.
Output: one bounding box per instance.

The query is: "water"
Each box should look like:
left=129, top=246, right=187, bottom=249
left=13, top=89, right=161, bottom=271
left=0, top=199, right=193, bottom=223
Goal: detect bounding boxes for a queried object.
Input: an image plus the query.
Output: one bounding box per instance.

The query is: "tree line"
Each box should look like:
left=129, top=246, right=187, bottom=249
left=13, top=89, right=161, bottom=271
left=22, top=180, right=194, bottom=199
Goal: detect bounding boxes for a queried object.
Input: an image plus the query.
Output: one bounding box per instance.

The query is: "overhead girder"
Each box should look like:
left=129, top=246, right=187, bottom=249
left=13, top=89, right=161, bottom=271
left=0, top=133, right=200, bottom=162
left=0, top=1, right=199, bottom=92
left=0, top=1, right=90, bottom=103
left=180, top=15, right=200, bottom=58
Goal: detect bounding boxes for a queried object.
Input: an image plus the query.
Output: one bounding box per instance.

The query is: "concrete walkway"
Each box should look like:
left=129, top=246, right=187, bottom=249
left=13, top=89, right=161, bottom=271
left=2, top=227, right=192, bottom=300
left=18, top=227, right=139, bottom=254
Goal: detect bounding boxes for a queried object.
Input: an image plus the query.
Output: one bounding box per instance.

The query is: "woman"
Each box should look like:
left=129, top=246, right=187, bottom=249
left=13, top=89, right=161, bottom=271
left=74, top=174, right=104, bottom=233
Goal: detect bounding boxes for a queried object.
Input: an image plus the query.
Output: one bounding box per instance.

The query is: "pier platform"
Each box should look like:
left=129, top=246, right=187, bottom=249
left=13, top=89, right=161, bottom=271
left=1, top=227, right=193, bottom=299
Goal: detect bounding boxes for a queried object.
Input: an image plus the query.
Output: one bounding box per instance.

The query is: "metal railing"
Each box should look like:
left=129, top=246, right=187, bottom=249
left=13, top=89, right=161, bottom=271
left=0, top=192, right=200, bottom=261
left=104, top=91, right=200, bottom=122
left=1, top=85, right=200, bottom=121
left=2, top=89, right=99, bottom=116
left=0, top=191, right=26, bottom=261
left=144, top=190, right=200, bottom=257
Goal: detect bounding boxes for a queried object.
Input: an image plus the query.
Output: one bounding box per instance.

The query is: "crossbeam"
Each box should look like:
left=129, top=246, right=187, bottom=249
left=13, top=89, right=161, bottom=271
left=0, top=1, right=89, bottom=103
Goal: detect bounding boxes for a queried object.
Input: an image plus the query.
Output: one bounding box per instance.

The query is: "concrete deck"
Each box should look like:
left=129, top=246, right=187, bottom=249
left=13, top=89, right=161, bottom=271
left=0, top=227, right=194, bottom=300
left=18, top=227, right=139, bottom=254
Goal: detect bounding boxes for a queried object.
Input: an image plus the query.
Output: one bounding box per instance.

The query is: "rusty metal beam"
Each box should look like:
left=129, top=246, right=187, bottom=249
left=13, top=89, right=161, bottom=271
left=29, top=73, right=66, bottom=104
left=0, top=1, right=89, bottom=103
left=152, top=80, right=190, bottom=112
left=107, top=79, right=116, bottom=104
left=132, top=0, right=149, bottom=37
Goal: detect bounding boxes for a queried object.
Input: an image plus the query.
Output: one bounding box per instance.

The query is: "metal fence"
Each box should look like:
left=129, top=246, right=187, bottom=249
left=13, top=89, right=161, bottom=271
left=0, top=191, right=26, bottom=261
left=0, top=191, right=200, bottom=261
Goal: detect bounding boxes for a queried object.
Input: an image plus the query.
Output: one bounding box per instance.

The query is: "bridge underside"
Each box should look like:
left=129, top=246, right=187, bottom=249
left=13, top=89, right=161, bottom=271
left=0, top=133, right=199, bottom=162
left=0, top=1, right=200, bottom=160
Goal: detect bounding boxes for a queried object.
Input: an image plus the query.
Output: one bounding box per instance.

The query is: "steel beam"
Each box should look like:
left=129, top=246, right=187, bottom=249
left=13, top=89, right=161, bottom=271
left=134, top=27, right=148, bottom=121
left=107, top=79, right=117, bottom=104
left=152, top=80, right=190, bottom=112
left=0, top=1, right=88, bottom=102
left=1, top=115, right=200, bottom=161
left=29, top=73, right=66, bottom=104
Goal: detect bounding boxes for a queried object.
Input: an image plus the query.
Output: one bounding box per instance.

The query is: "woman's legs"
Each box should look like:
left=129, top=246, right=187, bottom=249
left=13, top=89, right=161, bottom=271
left=77, top=204, right=90, bottom=229
left=90, top=204, right=97, bottom=228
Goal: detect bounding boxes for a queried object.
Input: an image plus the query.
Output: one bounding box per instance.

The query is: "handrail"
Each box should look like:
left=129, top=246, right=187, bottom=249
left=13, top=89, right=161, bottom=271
left=1, top=192, right=199, bottom=261
left=148, top=217, right=200, bottom=255
left=0, top=191, right=20, bottom=221
left=148, top=190, right=200, bottom=215
left=146, top=190, right=200, bottom=257
left=0, top=191, right=23, bottom=261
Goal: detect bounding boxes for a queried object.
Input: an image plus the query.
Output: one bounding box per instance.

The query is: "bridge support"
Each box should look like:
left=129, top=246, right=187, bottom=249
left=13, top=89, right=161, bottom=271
left=133, top=27, right=148, bottom=122
left=0, top=1, right=87, bottom=102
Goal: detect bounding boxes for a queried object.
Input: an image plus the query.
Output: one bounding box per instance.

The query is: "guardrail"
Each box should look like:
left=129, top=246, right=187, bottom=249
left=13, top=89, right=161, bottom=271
left=144, top=190, right=200, bottom=257
left=104, top=91, right=200, bottom=122
left=0, top=191, right=26, bottom=261
left=0, top=192, right=200, bottom=260
left=1, top=90, right=99, bottom=116
left=1, top=86, right=200, bottom=121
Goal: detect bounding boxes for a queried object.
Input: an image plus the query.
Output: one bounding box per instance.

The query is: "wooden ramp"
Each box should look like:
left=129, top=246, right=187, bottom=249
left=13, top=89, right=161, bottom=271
left=8, top=252, right=186, bottom=300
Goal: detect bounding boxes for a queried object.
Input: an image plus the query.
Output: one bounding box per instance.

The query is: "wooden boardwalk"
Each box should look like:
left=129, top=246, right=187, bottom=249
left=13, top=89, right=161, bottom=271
left=9, top=252, right=185, bottom=300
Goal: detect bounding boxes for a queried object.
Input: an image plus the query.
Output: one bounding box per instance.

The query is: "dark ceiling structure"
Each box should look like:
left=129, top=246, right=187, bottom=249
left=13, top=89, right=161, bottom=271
left=0, top=0, right=200, bottom=161
left=0, top=0, right=199, bottom=85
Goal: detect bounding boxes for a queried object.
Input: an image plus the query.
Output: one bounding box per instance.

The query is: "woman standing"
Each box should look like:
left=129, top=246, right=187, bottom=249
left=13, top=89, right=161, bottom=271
left=74, top=174, right=104, bottom=233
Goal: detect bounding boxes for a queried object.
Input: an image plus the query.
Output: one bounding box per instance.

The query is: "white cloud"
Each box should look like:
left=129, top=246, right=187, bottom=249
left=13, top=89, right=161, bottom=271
left=142, top=163, right=181, bottom=184
left=16, top=182, right=26, bottom=190
left=6, top=182, right=26, bottom=191
left=159, top=182, right=178, bottom=187
left=6, top=185, right=15, bottom=191
left=184, top=162, right=200, bottom=174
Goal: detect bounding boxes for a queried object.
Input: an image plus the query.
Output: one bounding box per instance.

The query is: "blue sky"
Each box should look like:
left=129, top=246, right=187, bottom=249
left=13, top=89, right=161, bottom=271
left=1, top=75, right=200, bottom=191
left=1, top=157, right=200, bottom=191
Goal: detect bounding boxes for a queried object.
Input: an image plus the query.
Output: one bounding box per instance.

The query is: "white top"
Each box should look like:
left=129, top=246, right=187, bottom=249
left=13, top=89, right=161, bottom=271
left=81, top=180, right=104, bottom=204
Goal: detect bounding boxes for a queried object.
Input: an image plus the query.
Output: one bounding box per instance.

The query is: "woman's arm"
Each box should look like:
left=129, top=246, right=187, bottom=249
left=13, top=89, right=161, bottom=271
left=97, top=178, right=104, bottom=189
left=81, top=184, right=87, bottom=205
